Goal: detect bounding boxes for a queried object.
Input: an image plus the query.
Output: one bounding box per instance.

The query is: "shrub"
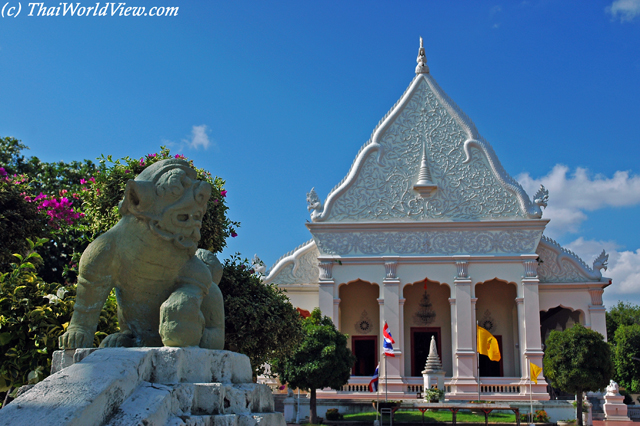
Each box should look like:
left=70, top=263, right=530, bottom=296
left=325, top=409, right=343, bottom=420
left=0, top=239, right=118, bottom=402
left=520, top=410, right=550, bottom=423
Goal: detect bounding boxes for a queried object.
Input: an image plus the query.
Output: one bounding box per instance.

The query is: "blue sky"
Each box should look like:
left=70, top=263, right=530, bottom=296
left=1, top=0, right=639, bottom=307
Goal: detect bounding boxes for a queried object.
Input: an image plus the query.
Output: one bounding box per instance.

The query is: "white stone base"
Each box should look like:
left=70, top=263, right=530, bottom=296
left=0, top=347, right=285, bottom=426
left=604, top=393, right=631, bottom=421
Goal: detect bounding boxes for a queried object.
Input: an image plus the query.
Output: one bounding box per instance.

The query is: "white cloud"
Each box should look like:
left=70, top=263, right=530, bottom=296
left=565, top=237, right=640, bottom=306
left=517, top=165, right=640, bottom=238
left=606, top=0, right=640, bottom=22
left=185, top=124, right=212, bottom=150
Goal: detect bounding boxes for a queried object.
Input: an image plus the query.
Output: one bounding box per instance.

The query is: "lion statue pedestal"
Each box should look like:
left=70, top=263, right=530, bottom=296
left=0, top=347, right=285, bottom=426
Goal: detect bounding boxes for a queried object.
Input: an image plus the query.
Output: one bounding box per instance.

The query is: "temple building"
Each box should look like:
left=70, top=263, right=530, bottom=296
left=261, top=39, right=611, bottom=401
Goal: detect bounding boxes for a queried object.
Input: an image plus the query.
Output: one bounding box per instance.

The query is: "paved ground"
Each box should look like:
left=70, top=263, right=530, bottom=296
left=593, top=421, right=639, bottom=426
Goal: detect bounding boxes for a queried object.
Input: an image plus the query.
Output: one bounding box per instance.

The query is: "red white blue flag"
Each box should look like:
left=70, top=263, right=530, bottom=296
left=383, top=322, right=395, bottom=357
left=369, top=363, right=379, bottom=392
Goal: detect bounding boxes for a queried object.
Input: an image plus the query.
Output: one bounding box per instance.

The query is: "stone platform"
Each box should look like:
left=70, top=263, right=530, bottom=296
left=0, top=347, right=285, bottom=426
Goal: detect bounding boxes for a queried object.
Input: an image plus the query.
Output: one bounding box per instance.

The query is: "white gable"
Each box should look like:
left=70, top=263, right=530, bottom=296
left=307, top=51, right=547, bottom=224
left=263, top=240, right=319, bottom=285
left=537, top=236, right=609, bottom=283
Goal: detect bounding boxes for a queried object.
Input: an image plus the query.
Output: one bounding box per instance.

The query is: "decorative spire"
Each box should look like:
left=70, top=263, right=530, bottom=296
left=413, top=137, right=437, bottom=196
left=415, top=36, right=429, bottom=74
left=422, top=336, right=443, bottom=373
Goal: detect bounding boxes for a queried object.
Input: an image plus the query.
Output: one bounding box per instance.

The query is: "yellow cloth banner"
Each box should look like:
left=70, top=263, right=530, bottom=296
left=530, top=362, right=542, bottom=384
left=476, top=325, right=501, bottom=362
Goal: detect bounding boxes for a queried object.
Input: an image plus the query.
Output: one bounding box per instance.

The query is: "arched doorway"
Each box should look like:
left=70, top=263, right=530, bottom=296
left=403, top=279, right=451, bottom=377
left=475, top=279, right=519, bottom=377
left=339, top=279, right=380, bottom=376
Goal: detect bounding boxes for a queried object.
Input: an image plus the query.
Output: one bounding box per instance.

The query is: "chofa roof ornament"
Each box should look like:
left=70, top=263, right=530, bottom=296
left=416, top=36, right=429, bottom=74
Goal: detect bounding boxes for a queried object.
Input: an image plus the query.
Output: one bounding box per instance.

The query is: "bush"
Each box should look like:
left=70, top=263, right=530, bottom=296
left=0, top=239, right=118, bottom=401
left=520, top=410, right=550, bottom=423
left=0, top=177, right=47, bottom=270
left=219, top=255, right=303, bottom=377
left=325, top=409, right=343, bottom=421
left=80, top=148, right=238, bottom=254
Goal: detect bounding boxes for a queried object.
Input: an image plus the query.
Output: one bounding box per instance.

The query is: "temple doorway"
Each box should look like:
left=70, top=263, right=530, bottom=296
left=352, top=336, right=377, bottom=376
left=411, top=327, right=441, bottom=376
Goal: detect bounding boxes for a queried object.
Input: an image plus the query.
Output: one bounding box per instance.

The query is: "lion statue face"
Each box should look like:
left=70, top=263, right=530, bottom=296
left=119, top=159, right=212, bottom=255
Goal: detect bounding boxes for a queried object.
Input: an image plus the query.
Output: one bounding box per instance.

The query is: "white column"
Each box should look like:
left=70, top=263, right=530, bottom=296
left=588, top=288, right=607, bottom=340
left=399, top=298, right=406, bottom=378
left=471, top=297, right=478, bottom=378
left=515, top=297, right=525, bottom=378
left=333, top=298, right=341, bottom=331
left=521, top=259, right=548, bottom=400
left=449, top=298, right=457, bottom=366
left=450, top=258, right=477, bottom=397
left=383, top=281, right=401, bottom=374
left=318, top=261, right=336, bottom=325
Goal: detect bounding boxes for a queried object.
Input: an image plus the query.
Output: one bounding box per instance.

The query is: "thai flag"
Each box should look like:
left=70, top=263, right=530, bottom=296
left=369, top=363, right=379, bottom=392
left=383, top=322, right=395, bottom=357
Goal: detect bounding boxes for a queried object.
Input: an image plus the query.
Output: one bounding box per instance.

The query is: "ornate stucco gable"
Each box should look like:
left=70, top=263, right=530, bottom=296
left=263, top=240, right=319, bottom=285
left=307, top=38, right=548, bottom=224
left=537, top=236, right=609, bottom=283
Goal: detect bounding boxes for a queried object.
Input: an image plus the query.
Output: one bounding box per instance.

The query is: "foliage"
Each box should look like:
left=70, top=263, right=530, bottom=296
left=80, top=148, right=238, bottom=255
left=613, top=324, right=640, bottom=393
left=1, top=139, right=238, bottom=285
left=606, top=301, right=640, bottom=342
left=325, top=408, right=343, bottom=421
left=342, top=410, right=516, bottom=423
left=619, top=388, right=634, bottom=405
left=0, top=177, right=47, bottom=270
left=424, top=387, right=444, bottom=401
left=0, top=239, right=119, bottom=401
left=607, top=302, right=640, bottom=393
left=217, top=255, right=303, bottom=378
left=543, top=324, right=613, bottom=426
left=520, top=410, right=550, bottom=423
left=274, top=308, right=355, bottom=425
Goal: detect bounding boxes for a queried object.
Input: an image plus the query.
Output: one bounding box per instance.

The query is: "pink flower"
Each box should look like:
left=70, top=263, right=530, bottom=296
left=80, top=178, right=87, bottom=184
left=174, top=154, right=185, bottom=159
left=231, top=231, right=237, bottom=238
left=89, top=177, right=96, bottom=183
left=0, top=167, right=7, bottom=177
left=125, top=170, right=130, bottom=174
left=220, top=190, right=227, bottom=197
left=139, top=158, right=145, bottom=166
left=213, top=199, right=218, bottom=204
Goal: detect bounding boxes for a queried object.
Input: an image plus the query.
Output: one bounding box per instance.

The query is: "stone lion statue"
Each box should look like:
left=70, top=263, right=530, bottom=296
left=59, top=159, right=225, bottom=349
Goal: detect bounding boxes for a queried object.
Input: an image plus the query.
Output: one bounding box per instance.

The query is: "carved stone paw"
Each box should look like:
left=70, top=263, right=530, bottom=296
left=99, top=330, right=137, bottom=348
left=59, top=326, right=94, bottom=349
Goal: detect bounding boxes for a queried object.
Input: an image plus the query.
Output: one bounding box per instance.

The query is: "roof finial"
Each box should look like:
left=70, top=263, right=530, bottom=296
left=416, top=36, right=429, bottom=74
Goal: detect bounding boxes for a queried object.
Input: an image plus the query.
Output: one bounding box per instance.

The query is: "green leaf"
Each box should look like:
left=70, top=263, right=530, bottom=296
left=0, top=332, right=12, bottom=346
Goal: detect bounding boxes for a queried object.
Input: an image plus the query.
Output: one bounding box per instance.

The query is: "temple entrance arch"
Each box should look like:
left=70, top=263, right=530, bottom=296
left=339, top=279, right=380, bottom=377
left=474, top=279, right=518, bottom=377
left=403, top=279, right=451, bottom=377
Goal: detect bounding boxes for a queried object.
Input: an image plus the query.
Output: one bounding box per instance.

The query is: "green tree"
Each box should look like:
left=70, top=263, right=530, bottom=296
left=218, top=255, right=303, bottom=378
left=607, top=301, right=640, bottom=344
left=543, top=324, right=613, bottom=426
left=274, top=308, right=355, bottom=425
left=612, top=324, right=640, bottom=393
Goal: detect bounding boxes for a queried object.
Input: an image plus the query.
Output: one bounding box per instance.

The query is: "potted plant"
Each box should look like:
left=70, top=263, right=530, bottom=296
left=424, top=387, right=445, bottom=403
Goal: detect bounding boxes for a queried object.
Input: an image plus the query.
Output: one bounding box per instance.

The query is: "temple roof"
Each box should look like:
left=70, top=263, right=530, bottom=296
left=306, top=39, right=548, bottom=224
